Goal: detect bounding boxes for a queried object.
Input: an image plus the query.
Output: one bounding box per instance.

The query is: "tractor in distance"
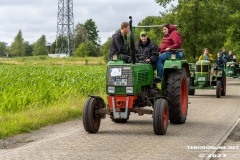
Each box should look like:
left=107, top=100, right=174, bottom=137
left=188, top=60, right=226, bottom=98
left=225, top=60, right=240, bottom=78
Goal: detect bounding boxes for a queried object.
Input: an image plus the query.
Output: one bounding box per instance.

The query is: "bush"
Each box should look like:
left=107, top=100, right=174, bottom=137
left=74, top=42, right=99, bottom=57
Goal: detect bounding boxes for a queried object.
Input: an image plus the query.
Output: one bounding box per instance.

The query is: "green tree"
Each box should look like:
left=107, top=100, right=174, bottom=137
left=155, top=0, right=231, bottom=60
left=0, top=42, right=7, bottom=57
left=10, top=30, right=25, bottom=56
left=155, top=0, right=173, bottom=8
left=50, top=40, right=56, bottom=53
left=224, top=11, right=240, bottom=59
left=74, top=42, right=89, bottom=57
left=101, top=37, right=112, bottom=62
left=74, top=23, right=88, bottom=48
left=84, top=19, right=99, bottom=45
left=137, top=16, right=165, bottom=45
left=33, top=35, right=49, bottom=56
left=53, top=36, right=68, bottom=54
left=24, top=41, right=33, bottom=56
left=73, top=41, right=99, bottom=57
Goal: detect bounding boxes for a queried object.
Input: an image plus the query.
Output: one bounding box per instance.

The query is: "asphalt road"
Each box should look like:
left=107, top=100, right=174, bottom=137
left=0, top=78, right=240, bottom=160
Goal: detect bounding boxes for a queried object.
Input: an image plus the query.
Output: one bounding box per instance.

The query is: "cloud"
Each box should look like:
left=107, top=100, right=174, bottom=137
left=0, top=0, right=163, bottom=45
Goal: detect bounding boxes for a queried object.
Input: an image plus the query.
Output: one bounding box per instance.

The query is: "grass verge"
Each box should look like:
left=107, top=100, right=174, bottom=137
left=0, top=96, right=83, bottom=139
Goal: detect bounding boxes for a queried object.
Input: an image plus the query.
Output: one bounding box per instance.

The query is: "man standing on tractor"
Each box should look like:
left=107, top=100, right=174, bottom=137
left=109, top=22, right=131, bottom=63
left=156, top=24, right=183, bottom=82
left=198, top=48, right=214, bottom=62
left=135, top=31, right=159, bottom=71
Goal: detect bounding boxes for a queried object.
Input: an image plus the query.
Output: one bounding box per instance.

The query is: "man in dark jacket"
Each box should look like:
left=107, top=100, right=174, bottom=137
left=109, top=22, right=131, bottom=63
left=135, top=31, right=159, bottom=70
left=227, top=50, right=237, bottom=62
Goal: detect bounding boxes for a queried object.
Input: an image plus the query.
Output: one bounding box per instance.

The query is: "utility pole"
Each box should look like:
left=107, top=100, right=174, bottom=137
left=55, top=0, right=74, bottom=56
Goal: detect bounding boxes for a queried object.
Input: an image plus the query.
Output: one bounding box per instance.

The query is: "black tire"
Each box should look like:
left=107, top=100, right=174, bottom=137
left=165, top=68, right=188, bottom=124
left=82, top=97, right=101, bottom=133
left=221, top=76, right=226, bottom=96
left=216, top=81, right=221, bottom=98
left=110, top=113, right=128, bottom=123
left=188, top=77, right=195, bottom=95
left=153, top=98, right=168, bottom=135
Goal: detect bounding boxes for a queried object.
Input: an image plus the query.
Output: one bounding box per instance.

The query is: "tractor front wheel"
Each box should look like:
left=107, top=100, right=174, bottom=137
left=82, top=97, right=101, bottom=133
left=221, top=76, right=226, bottom=96
left=188, top=77, right=195, bottom=95
left=165, top=68, right=188, bottom=124
left=153, top=98, right=169, bottom=135
left=216, top=81, right=221, bottom=98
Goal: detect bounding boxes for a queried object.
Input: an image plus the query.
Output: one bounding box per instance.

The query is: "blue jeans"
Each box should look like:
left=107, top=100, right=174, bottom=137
left=157, top=52, right=183, bottom=79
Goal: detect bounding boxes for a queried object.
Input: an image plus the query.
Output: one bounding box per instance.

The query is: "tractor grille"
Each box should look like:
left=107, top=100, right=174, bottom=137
left=115, top=86, right=126, bottom=93
left=107, top=66, right=133, bottom=86
left=138, top=72, right=148, bottom=83
left=196, top=65, right=209, bottom=72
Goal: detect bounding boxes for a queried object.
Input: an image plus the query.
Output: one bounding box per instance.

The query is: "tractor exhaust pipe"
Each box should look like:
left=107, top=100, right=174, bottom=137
left=129, top=16, right=136, bottom=64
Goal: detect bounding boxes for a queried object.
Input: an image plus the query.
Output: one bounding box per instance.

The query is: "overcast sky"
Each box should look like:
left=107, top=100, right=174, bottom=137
left=0, top=0, right=167, bottom=46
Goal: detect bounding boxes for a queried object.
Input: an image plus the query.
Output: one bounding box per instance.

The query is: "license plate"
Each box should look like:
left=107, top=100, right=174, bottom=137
left=198, top=77, right=205, bottom=81
left=114, top=79, right=127, bottom=86
left=228, top=71, right=233, bottom=74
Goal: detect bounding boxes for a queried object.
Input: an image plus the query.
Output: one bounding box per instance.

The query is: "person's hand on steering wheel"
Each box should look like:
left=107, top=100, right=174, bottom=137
left=145, top=58, right=151, bottom=63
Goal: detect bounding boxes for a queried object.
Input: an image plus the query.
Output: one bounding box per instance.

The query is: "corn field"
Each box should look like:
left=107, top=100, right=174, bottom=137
left=0, top=65, right=106, bottom=113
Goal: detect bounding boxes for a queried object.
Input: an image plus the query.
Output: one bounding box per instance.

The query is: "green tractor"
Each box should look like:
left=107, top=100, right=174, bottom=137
left=226, top=61, right=240, bottom=78
left=188, top=63, right=196, bottom=95
left=82, top=17, right=190, bottom=135
left=188, top=60, right=226, bottom=98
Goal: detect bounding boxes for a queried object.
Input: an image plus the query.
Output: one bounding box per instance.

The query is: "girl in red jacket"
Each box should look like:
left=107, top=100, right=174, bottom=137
left=156, top=24, right=183, bottom=82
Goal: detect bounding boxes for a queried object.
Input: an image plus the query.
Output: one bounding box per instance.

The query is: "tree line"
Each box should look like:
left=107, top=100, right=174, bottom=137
left=0, top=19, right=101, bottom=57
left=1, top=0, right=240, bottom=62
left=101, top=0, right=240, bottom=62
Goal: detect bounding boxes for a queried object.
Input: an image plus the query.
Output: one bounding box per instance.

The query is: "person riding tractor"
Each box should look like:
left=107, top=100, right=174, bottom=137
left=188, top=48, right=226, bottom=98
left=198, top=48, right=214, bottom=62
left=156, top=24, right=183, bottom=83
left=213, top=52, right=225, bottom=80
left=226, top=51, right=239, bottom=77
left=135, top=31, right=159, bottom=71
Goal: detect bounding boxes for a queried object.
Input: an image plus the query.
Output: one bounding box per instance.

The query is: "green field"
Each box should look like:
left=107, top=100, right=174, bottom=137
left=0, top=56, right=106, bottom=139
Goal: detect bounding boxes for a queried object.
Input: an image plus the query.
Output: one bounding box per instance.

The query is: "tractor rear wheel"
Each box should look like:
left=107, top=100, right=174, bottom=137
left=221, top=76, right=226, bottom=96
left=165, top=68, right=188, bottom=124
left=188, top=77, right=195, bottom=95
left=153, top=98, right=168, bottom=135
left=82, top=97, right=101, bottom=133
left=216, top=81, right=221, bottom=98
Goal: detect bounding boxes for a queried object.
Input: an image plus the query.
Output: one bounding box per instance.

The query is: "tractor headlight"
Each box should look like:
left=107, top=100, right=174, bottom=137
left=108, top=87, right=115, bottom=93
left=126, top=87, right=133, bottom=93
left=171, top=54, right=176, bottom=60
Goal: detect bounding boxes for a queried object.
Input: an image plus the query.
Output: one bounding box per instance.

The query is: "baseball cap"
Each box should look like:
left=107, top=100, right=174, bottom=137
left=140, top=31, right=147, bottom=36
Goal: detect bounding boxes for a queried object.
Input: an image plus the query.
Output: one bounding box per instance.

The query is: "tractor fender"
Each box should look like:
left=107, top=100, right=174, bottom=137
left=164, top=60, right=190, bottom=78
left=89, top=95, right=106, bottom=108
